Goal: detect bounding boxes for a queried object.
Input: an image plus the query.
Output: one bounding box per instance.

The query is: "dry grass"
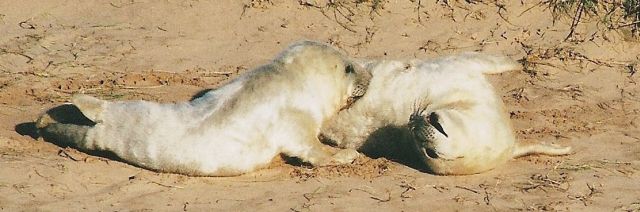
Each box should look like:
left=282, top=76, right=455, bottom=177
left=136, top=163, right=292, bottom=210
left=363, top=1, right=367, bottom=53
left=546, top=0, right=640, bottom=39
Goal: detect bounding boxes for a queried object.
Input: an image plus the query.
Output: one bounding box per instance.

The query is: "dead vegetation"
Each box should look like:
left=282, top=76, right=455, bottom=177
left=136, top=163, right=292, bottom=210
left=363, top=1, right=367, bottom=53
left=519, top=44, right=631, bottom=78
left=289, top=156, right=392, bottom=180
left=545, top=0, right=640, bottom=40
left=1, top=0, right=640, bottom=211
left=514, top=172, right=571, bottom=192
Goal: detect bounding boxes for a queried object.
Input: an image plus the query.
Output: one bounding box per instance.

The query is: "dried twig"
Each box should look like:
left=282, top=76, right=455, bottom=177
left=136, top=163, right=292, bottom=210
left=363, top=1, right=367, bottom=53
left=349, top=187, right=391, bottom=202
left=415, top=0, right=424, bottom=23
left=118, top=85, right=166, bottom=90
left=455, top=185, right=480, bottom=194
left=399, top=182, right=416, bottom=199
left=58, top=149, right=82, bottom=161
left=565, top=0, right=585, bottom=41
left=514, top=173, right=569, bottom=192
left=479, top=184, right=491, bottom=205
left=567, top=183, right=602, bottom=206
left=149, top=181, right=184, bottom=189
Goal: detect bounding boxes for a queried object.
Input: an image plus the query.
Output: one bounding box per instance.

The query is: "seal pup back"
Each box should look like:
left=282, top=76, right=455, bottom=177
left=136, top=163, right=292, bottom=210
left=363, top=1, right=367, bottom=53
left=36, top=41, right=372, bottom=176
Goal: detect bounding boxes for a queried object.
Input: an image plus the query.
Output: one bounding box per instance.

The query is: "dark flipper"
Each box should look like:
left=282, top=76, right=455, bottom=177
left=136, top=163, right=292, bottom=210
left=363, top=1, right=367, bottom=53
left=35, top=104, right=95, bottom=148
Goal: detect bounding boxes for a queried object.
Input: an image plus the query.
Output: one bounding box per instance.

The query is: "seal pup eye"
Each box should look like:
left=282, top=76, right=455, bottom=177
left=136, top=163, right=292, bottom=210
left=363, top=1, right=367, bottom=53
left=345, top=64, right=355, bottom=74
left=428, top=112, right=448, bottom=138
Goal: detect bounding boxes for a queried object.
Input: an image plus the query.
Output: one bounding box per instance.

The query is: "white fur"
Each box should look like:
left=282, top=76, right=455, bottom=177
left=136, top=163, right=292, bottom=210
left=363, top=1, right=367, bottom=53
left=321, top=52, right=571, bottom=175
left=37, top=41, right=369, bottom=176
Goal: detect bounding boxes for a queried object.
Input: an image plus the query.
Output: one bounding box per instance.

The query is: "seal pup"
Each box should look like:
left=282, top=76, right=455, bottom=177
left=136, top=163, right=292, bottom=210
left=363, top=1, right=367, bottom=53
left=320, top=52, right=571, bottom=175
left=36, top=41, right=372, bottom=176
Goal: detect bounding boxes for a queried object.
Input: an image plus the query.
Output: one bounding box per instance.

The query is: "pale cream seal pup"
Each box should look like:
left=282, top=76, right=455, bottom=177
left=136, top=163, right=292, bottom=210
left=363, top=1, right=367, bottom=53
left=320, top=52, right=571, bottom=175
left=35, top=41, right=372, bottom=176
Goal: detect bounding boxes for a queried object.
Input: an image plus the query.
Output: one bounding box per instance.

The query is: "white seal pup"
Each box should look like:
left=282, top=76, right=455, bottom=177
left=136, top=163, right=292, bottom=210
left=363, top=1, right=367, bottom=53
left=35, top=41, right=372, bottom=176
left=320, top=52, right=571, bottom=175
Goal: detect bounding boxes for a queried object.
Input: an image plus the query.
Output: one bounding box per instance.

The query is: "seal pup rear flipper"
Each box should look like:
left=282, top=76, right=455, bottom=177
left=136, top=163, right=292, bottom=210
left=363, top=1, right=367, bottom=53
left=512, top=142, right=572, bottom=158
left=442, top=52, right=523, bottom=75
left=71, top=94, right=107, bottom=123
left=35, top=100, right=97, bottom=148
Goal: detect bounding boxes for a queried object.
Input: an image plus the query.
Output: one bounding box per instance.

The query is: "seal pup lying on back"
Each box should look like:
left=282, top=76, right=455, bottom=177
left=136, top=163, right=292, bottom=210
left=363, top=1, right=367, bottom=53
left=36, top=41, right=372, bottom=176
left=320, top=52, right=571, bottom=175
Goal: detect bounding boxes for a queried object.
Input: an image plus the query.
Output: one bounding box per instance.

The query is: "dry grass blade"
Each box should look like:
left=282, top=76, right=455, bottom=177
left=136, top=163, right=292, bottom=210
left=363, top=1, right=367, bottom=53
left=565, top=0, right=586, bottom=41
left=514, top=173, right=570, bottom=192
left=545, top=0, right=640, bottom=39
left=567, top=183, right=602, bottom=206
left=623, top=0, right=640, bottom=35
left=349, top=187, right=391, bottom=202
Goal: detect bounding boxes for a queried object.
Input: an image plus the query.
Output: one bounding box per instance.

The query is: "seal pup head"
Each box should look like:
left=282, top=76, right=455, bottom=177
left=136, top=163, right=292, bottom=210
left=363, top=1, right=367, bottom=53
left=408, top=106, right=467, bottom=174
left=276, top=40, right=372, bottom=110
left=407, top=97, right=512, bottom=175
left=408, top=101, right=572, bottom=175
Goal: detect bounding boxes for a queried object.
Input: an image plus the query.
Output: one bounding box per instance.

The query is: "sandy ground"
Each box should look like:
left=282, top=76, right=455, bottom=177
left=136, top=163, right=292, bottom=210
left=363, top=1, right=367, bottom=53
left=1, top=0, right=640, bottom=211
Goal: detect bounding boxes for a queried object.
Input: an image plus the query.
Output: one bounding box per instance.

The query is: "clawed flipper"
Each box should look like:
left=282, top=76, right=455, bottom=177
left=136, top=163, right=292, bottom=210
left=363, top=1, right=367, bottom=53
left=35, top=103, right=95, bottom=148
left=294, top=144, right=360, bottom=167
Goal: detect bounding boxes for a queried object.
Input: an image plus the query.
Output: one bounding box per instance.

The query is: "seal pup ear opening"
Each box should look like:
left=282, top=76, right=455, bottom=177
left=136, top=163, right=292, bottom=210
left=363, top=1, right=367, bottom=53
left=71, top=94, right=107, bottom=123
